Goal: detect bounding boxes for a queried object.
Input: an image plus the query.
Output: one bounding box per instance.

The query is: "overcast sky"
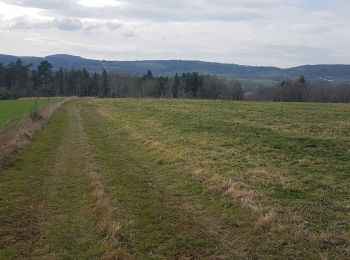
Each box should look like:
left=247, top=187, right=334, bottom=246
left=0, top=0, right=349, bottom=67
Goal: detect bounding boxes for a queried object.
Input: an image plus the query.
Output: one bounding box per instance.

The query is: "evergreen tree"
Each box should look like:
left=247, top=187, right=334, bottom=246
left=191, top=72, right=201, bottom=98
left=81, top=69, right=90, bottom=96
left=5, top=59, right=31, bottom=90
left=89, top=73, right=99, bottom=97
left=146, top=70, right=153, bottom=79
left=299, top=75, right=306, bottom=84
left=0, top=63, right=5, bottom=88
left=55, top=68, right=65, bottom=96
left=172, top=73, right=180, bottom=98
left=101, top=70, right=110, bottom=97
left=35, top=61, right=54, bottom=96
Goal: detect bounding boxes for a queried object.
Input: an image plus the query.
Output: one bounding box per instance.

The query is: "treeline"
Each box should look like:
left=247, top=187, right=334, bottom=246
left=1, top=59, right=349, bottom=103
left=0, top=59, right=110, bottom=98
left=0, top=59, right=243, bottom=100
left=248, top=76, right=350, bottom=103
left=109, top=71, right=243, bottom=100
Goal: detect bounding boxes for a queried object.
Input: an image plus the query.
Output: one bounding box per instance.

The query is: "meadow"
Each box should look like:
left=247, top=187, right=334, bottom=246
left=0, top=98, right=349, bottom=258
left=0, top=99, right=57, bottom=132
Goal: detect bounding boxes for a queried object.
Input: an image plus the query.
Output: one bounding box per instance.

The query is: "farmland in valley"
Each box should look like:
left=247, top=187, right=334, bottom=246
left=0, top=99, right=349, bottom=258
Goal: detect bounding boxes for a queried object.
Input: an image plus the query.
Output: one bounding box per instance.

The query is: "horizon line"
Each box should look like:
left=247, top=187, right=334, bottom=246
left=1, top=53, right=350, bottom=69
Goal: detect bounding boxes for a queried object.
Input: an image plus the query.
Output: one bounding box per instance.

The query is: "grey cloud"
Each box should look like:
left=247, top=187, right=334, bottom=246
left=52, top=17, right=83, bottom=30
left=1, top=0, right=350, bottom=67
left=2, top=0, right=349, bottom=26
left=0, top=16, right=123, bottom=32
left=1, top=16, right=51, bottom=30
left=106, top=22, right=123, bottom=30
left=121, top=30, right=136, bottom=38
left=2, top=0, right=280, bottom=22
left=3, top=0, right=73, bottom=9
left=242, top=44, right=334, bottom=66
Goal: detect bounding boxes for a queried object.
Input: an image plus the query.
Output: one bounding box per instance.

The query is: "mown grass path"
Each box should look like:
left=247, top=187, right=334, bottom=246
left=81, top=102, right=257, bottom=259
left=1, top=99, right=349, bottom=259
left=0, top=103, right=105, bottom=258
left=0, top=101, right=257, bottom=258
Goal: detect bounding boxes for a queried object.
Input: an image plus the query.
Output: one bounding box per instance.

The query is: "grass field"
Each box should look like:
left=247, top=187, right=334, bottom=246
left=0, top=98, right=349, bottom=258
left=0, top=99, right=58, bottom=132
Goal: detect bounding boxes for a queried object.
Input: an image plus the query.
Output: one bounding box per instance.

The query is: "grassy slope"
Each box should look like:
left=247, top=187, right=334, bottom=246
left=0, top=99, right=57, bottom=132
left=93, top=99, right=350, bottom=258
left=0, top=99, right=349, bottom=258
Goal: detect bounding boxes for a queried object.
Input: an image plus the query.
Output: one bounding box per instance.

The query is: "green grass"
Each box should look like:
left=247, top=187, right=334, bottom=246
left=81, top=103, right=254, bottom=258
left=93, top=99, right=350, bottom=258
left=0, top=105, right=105, bottom=258
left=0, top=98, right=58, bottom=132
left=1, top=98, right=349, bottom=258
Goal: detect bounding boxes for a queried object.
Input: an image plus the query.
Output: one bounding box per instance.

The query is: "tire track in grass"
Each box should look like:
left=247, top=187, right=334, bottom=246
left=31, top=107, right=102, bottom=258
left=74, top=104, right=130, bottom=259
left=96, top=99, right=350, bottom=258
left=0, top=110, right=68, bottom=258
left=33, top=103, right=128, bottom=258
left=80, top=102, right=257, bottom=259
left=0, top=102, right=126, bottom=259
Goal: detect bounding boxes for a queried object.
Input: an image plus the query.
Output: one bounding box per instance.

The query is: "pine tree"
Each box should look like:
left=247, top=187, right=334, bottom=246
left=6, top=59, right=31, bottom=90
left=88, top=73, right=99, bottom=97
left=35, top=61, right=54, bottom=96
left=146, top=70, right=153, bottom=79
left=55, top=68, right=65, bottom=96
left=101, top=70, right=109, bottom=97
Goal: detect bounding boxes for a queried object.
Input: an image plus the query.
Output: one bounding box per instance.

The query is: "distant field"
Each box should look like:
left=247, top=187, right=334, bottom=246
left=0, top=99, right=349, bottom=258
left=0, top=99, right=57, bottom=132
left=220, top=74, right=278, bottom=89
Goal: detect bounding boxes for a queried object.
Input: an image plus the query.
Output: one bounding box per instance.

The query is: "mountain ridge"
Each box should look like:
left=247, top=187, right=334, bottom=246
left=1, top=53, right=350, bottom=81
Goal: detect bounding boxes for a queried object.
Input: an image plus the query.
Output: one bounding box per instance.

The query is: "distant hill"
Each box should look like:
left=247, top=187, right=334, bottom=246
left=1, top=54, right=350, bottom=81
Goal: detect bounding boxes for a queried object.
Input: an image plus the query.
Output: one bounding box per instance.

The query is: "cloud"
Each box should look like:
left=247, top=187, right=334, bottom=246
left=106, top=21, right=123, bottom=30
left=52, top=17, right=83, bottom=30
left=3, top=0, right=73, bottom=10
left=121, top=30, right=136, bottom=38
left=0, top=0, right=350, bottom=67
left=2, top=0, right=282, bottom=22
left=0, top=16, right=123, bottom=32
left=1, top=16, right=50, bottom=30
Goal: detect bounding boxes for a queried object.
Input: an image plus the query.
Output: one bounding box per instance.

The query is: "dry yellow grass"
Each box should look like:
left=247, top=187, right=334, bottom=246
left=1, top=98, right=349, bottom=259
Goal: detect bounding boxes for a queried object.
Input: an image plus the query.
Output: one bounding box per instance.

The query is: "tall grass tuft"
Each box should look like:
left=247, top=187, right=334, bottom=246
left=29, top=99, right=41, bottom=121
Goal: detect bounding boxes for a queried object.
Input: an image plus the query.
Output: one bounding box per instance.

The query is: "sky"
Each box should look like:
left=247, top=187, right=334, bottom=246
left=0, top=0, right=349, bottom=67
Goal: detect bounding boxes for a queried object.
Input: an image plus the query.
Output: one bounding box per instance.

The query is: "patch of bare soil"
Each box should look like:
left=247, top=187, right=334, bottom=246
left=0, top=99, right=69, bottom=170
